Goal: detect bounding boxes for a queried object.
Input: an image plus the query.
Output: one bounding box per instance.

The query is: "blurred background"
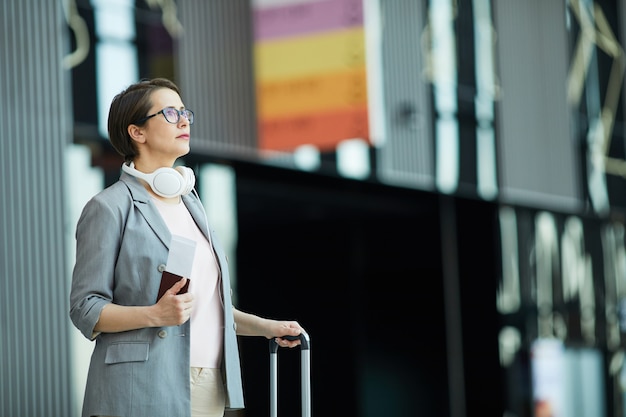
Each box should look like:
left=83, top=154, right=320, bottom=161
left=2, top=0, right=626, bottom=416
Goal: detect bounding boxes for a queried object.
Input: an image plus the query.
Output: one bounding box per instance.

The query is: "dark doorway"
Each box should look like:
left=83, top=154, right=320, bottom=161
left=232, top=162, right=449, bottom=417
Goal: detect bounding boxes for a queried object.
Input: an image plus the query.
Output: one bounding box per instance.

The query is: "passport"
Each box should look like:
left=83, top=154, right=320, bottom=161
left=157, top=270, right=191, bottom=301
left=156, top=235, right=196, bottom=301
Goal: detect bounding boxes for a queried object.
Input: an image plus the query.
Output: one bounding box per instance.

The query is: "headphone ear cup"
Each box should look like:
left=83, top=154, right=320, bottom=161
left=150, top=167, right=187, bottom=198
left=175, top=166, right=196, bottom=196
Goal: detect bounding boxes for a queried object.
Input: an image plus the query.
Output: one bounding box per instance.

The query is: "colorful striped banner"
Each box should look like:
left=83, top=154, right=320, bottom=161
left=253, top=0, right=369, bottom=152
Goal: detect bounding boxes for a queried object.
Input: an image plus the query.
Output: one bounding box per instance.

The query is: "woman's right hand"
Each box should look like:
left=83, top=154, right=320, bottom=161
left=155, top=278, right=194, bottom=326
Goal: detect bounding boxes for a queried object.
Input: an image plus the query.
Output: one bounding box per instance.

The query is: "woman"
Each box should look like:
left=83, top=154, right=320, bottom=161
left=69, top=78, right=303, bottom=417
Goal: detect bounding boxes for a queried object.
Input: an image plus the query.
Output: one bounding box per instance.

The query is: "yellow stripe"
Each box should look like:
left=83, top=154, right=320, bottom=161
left=254, top=27, right=366, bottom=81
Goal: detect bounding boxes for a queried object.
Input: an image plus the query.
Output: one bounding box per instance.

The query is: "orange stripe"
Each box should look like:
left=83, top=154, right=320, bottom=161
left=256, top=68, right=368, bottom=118
left=259, top=107, right=370, bottom=152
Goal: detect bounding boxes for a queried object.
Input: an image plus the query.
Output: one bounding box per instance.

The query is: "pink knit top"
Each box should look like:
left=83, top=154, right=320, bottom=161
left=153, top=197, right=224, bottom=368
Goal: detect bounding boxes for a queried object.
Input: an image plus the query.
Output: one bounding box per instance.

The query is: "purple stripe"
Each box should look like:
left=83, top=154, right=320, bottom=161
left=253, top=0, right=363, bottom=41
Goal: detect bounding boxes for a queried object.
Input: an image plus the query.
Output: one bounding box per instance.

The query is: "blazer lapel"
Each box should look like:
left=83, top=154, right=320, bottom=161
left=182, top=193, right=211, bottom=242
left=120, top=173, right=172, bottom=249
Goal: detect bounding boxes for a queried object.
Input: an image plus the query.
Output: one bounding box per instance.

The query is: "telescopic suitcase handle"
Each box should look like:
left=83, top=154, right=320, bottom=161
left=269, top=330, right=311, bottom=417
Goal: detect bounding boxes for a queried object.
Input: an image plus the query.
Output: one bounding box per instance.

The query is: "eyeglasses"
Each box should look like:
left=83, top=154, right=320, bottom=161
left=134, top=107, right=194, bottom=125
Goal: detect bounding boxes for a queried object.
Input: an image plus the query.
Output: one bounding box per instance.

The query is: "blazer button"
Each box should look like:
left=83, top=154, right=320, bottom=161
left=157, top=264, right=166, bottom=273
left=158, top=330, right=168, bottom=338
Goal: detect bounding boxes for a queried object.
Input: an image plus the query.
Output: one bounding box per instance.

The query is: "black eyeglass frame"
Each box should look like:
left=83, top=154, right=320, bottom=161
left=134, top=107, right=194, bottom=125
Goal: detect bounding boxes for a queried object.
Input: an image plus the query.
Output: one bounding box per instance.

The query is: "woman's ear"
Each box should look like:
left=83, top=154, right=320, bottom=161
left=127, top=124, right=146, bottom=144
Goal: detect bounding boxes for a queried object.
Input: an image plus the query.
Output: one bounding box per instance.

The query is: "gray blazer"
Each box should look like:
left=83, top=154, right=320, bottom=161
left=69, top=172, right=244, bottom=417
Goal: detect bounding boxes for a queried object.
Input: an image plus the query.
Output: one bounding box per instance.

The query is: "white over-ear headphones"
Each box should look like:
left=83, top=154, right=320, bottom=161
left=122, top=162, right=195, bottom=198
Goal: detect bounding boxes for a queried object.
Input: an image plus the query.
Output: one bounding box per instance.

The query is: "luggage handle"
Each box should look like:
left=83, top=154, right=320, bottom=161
left=269, top=330, right=311, bottom=417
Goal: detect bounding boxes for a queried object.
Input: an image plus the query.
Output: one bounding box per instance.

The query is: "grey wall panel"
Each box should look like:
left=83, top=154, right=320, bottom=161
left=493, top=0, right=582, bottom=212
left=177, top=0, right=259, bottom=159
left=623, top=0, right=626, bottom=133
left=0, top=0, right=74, bottom=415
left=377, top=0, right=435, bottom=190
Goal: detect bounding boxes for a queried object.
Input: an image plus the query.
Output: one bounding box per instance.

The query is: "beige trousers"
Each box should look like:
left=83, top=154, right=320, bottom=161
left=190, top=367, right=226, bottom=417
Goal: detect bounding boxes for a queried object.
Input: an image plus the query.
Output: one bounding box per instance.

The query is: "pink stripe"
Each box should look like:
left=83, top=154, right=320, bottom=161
left=253, top=0, right=363, bottom=41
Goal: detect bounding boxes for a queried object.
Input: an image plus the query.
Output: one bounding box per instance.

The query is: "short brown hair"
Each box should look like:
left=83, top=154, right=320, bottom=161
left=107, top=78, right=182, bottom=162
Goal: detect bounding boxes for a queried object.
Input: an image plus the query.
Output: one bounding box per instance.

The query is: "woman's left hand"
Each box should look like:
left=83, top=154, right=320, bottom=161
left=272, top=321, right=303, bottom=348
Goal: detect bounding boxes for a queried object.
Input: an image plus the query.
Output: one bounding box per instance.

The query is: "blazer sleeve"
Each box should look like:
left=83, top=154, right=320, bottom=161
left=69, top=189, right=127, bottom=340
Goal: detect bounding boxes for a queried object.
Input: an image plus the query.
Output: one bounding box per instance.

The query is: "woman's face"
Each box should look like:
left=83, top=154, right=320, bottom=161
left=136, top=87, right=191, bottom=166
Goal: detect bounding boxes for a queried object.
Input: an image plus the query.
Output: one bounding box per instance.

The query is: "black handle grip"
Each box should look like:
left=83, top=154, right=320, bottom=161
left=270, top=330, right=310, bottom=353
